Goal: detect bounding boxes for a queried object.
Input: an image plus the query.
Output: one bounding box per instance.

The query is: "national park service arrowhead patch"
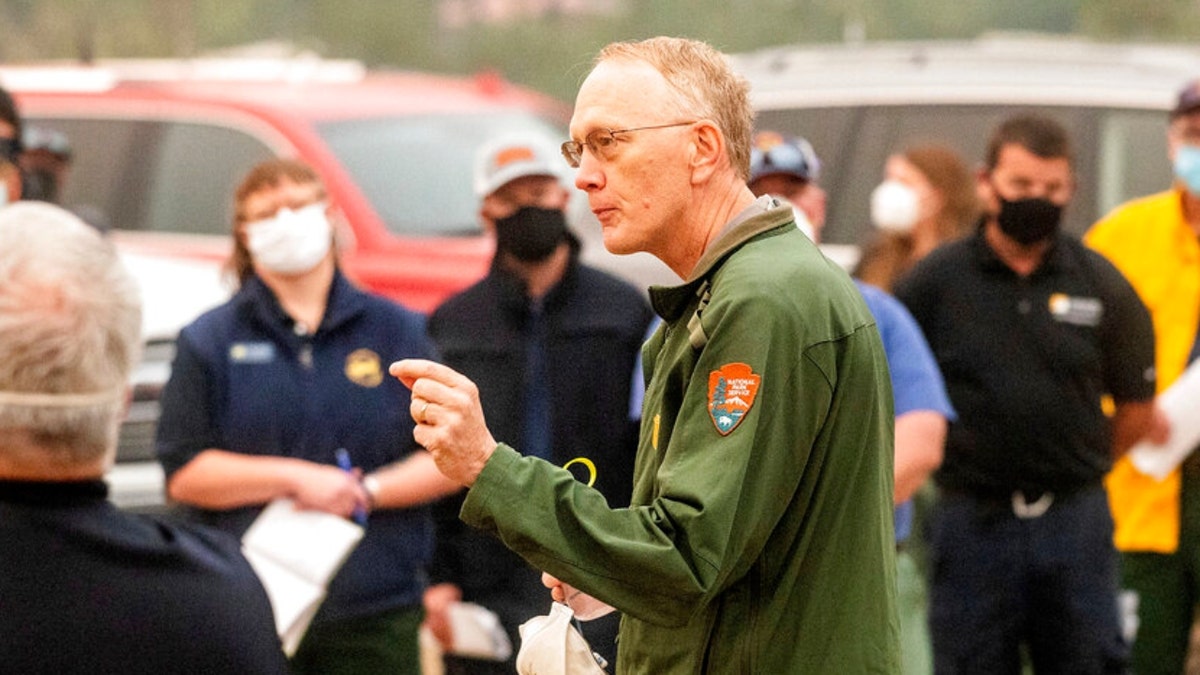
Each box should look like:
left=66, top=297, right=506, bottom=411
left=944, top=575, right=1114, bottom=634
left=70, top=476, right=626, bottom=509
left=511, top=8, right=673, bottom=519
left=708, top=362, right=761, bottom=436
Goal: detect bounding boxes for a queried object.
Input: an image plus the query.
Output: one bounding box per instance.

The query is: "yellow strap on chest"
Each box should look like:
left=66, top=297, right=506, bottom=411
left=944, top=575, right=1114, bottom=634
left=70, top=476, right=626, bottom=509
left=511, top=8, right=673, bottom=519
left=563, top=457, right=597, bottom=487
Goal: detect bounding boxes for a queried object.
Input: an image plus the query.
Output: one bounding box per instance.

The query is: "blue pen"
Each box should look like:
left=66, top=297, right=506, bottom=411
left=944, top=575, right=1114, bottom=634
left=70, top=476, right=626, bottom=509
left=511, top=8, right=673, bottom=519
left=335, top=448, right=368, bottom=526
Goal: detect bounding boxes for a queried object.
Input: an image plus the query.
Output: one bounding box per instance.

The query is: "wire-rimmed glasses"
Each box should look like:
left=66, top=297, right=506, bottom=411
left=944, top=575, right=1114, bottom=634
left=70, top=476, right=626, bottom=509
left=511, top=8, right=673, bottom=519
left=560, top=121, right=697, bottom=168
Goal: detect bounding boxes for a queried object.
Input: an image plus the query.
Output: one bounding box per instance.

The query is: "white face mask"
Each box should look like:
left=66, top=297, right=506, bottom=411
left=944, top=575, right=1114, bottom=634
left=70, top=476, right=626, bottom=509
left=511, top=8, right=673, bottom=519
left=0, top=168, right=10, bottom=208
left=870, top=180, right=920, bottom=232
left=792, top=204, right=816, bottom=242
left=245, top=202, right=332, bottom=274
left=769, top=194, right=816, bottom=242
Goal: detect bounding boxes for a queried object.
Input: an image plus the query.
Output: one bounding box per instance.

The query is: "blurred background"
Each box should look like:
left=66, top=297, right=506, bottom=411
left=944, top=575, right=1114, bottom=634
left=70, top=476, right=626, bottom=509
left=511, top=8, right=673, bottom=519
left=3, top=0, right=1200, bottom=100
left=5, top=6, right=1200, bottom=670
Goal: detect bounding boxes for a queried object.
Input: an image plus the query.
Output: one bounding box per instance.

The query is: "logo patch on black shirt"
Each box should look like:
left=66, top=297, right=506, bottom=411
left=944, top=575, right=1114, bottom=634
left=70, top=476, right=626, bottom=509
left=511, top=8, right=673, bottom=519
left=708, top=363, right=761, bottom=435
left=1048, top=293, right=1103, bottom=327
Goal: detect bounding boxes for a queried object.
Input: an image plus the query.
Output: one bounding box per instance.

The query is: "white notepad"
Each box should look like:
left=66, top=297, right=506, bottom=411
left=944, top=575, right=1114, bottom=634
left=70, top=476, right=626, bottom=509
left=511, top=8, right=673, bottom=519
left=1128, top=360, right=1200, bottom=481
left=241, top=498, right=365, bottom=655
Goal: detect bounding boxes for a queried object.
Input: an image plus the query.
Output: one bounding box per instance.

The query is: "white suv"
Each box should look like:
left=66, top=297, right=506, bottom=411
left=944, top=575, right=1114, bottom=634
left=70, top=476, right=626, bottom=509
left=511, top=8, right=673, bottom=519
left=729, top=34, right=1200, bottom=267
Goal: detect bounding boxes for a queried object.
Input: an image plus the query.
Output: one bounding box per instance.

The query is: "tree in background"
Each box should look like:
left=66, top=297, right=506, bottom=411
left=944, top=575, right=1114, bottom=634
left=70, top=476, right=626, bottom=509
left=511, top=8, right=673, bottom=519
left=3, top=0, right=1200, bottom=100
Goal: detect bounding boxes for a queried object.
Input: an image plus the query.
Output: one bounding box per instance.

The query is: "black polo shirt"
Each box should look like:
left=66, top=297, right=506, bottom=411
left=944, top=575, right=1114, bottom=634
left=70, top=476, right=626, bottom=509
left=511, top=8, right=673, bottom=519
left=0, top=479, right=289, bottom=674
left=895, top=227, right=1155, bottom=496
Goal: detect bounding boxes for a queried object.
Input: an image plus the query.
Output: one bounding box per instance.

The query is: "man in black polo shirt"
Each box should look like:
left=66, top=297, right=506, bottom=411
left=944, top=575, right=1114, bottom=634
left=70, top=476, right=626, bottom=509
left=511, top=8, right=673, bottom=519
left=896, top=113, right=1157, bottom=674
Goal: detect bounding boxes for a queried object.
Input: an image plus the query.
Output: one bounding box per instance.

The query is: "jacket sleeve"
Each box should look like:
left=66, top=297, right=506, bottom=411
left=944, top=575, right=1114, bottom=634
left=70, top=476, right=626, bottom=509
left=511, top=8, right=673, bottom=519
left=156, top=326, right=222, bottom=479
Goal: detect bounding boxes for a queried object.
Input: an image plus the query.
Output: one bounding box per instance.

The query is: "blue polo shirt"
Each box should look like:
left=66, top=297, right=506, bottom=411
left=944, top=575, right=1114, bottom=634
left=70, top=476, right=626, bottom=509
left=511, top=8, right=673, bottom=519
left=857, top=281, right=955, bottom=543
left=157, top=271, right=436, bottom=623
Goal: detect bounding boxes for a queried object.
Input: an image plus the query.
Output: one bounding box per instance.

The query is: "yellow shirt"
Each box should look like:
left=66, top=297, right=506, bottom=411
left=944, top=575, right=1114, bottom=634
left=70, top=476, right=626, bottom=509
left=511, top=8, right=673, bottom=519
left=1086, top=188, right=1200, bottom=553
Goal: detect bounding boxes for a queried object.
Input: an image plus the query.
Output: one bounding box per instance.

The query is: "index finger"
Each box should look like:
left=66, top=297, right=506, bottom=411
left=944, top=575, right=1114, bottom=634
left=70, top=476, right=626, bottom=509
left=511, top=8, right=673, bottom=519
left=388, top=359, right=465, bottom=390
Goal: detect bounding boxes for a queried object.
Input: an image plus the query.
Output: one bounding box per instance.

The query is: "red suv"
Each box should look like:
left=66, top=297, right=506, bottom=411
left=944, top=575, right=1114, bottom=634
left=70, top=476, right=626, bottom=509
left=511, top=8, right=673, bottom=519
left=8, top=60, right=570, bottom=311
left=2, top=58, right=571, bottom=508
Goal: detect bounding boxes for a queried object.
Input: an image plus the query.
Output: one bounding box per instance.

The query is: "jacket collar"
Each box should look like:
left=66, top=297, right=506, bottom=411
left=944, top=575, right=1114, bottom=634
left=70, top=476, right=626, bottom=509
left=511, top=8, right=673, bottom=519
left=0, top=478, right=108, bottom=506
left=649, top=196, right=795, bottom=321
left=237, top=269, right=367, bottom=336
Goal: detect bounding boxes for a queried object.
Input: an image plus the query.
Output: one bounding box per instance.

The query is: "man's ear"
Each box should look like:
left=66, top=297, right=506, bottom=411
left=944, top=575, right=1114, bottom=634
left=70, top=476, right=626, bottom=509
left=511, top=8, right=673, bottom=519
left=975, top=167, right=997, bottom=214
left=479, top=208, right=497, bottom=237
left=689, top=121, right=725, bottom=185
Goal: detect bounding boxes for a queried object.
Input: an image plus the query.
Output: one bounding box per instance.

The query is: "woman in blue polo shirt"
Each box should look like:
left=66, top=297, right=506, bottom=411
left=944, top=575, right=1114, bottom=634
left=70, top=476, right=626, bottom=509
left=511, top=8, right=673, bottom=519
left=156, top=158, right=458, bottom=675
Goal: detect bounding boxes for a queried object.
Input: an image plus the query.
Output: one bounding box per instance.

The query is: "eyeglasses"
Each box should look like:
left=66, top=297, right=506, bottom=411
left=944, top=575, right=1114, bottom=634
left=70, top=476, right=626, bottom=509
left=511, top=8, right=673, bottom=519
left=560, top=121, right=696, bottom=168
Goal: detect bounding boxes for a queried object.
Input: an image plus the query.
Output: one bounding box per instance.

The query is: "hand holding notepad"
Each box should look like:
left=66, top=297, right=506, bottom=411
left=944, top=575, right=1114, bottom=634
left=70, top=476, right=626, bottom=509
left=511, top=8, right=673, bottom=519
left=1128, top=361, right=1200, bottom=481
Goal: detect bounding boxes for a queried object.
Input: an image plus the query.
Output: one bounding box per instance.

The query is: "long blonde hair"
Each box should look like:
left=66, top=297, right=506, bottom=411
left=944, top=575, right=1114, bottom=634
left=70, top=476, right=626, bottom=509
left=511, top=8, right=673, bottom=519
left=855, top=145, right=979, bottom=291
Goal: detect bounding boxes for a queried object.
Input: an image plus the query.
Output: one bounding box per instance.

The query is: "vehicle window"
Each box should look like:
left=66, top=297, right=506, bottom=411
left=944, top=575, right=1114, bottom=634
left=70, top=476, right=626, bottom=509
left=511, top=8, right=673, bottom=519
left=318, top=112, right=566, bottom=237
left=754, top=105, right=1172, bottom=246
left=144, top=122, right=275, bottom=235
left=1097, top=110, right=1172, bottom=218
left=22, top=117, right=146, bottom=232
left=23, top=117, right=274, bottom=235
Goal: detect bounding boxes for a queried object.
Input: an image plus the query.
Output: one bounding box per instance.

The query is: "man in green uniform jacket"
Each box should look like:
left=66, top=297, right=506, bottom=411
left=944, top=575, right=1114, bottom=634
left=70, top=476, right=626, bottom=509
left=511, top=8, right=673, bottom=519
left=393, top=36, right=899, bottom=674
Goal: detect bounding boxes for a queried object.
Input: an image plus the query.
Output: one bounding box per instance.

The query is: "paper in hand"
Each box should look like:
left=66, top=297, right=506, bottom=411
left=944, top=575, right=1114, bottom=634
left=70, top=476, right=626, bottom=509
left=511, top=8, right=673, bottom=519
left=241, top=498, right=364, bottom=655
left=1128, top=360, right=1200, bottom=480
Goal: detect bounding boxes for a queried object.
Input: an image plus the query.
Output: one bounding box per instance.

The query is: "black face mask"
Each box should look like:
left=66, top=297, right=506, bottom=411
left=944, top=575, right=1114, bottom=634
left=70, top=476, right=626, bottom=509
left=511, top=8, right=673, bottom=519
left=995, top=194, right=1064, bottom=246
left=494, top=206, right=568, bottom=263
left=21, top=168, right=59, bottom=203
left=0, top=137, right=18, bottom=164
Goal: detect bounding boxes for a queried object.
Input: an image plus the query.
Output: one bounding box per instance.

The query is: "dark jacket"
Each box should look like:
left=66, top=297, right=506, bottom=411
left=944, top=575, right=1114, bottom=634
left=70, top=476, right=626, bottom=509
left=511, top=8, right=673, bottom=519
left=427, top=251, right=652, bottom=624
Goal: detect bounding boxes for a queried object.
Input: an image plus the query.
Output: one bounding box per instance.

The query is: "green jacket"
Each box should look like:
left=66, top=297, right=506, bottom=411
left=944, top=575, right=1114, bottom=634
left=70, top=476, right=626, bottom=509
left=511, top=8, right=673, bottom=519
left=463, top=200, right=899, bottom=673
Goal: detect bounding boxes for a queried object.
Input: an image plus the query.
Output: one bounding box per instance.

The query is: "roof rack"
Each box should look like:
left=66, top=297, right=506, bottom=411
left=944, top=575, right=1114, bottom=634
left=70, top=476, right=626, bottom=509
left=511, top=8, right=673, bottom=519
left=731, top=34, right=1200, bottom=82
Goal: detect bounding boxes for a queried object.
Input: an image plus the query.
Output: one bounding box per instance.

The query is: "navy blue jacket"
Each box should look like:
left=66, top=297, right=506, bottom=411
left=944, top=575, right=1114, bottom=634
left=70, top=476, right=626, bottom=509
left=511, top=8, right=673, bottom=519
left=156, top=271, right=435, bottom=623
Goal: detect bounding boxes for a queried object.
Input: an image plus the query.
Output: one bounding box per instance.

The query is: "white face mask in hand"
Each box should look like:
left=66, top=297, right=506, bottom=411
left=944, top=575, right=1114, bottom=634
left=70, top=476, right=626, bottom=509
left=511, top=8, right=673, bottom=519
left=245, top=202, right=332, bottom=274
left=870, top=180, right=920, bottom=232
left=516, top=603, right=608, bottom=675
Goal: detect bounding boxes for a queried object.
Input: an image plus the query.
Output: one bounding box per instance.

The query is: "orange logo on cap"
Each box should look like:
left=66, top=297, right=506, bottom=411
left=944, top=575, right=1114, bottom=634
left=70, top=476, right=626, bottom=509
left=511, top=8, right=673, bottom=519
left=754, top=131, right=785, bottom=152
left=494, top=146, right=536, bottom=168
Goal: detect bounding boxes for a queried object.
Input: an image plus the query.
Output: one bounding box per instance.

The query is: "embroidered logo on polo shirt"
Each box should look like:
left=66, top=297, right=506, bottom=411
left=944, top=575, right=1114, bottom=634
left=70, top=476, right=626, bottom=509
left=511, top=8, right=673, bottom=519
left=708, top=363, right=761, bottom=435
left=344, top=349, right=384, bottom=387
left=1048, top=293, right=1103, bottom=327
left=229, top=342, right=275, bottom=363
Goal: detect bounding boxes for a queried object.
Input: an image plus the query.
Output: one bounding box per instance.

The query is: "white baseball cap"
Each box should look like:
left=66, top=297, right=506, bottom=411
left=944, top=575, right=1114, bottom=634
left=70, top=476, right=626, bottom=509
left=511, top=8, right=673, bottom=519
left=473, top=132, right=564, bottom=199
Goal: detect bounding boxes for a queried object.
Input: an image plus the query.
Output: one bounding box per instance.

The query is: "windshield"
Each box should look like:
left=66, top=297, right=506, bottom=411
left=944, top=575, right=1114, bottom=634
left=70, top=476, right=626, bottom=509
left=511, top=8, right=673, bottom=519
left=318, top=112, right=567, bottom=237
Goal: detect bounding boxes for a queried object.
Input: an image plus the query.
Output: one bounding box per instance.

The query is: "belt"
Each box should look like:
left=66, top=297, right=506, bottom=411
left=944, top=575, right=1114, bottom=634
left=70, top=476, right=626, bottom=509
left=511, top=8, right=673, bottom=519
left=1009, top=490, right=1053, bottom=519
left=943, top=484, right=1096, bottom=520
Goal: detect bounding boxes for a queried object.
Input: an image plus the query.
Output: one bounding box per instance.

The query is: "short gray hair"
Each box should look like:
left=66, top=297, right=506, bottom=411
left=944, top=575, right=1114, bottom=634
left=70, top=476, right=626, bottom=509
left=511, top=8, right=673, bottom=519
left=597, top=37, right=755, bottom=181
left=0, top=203, right=142, bottom=465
